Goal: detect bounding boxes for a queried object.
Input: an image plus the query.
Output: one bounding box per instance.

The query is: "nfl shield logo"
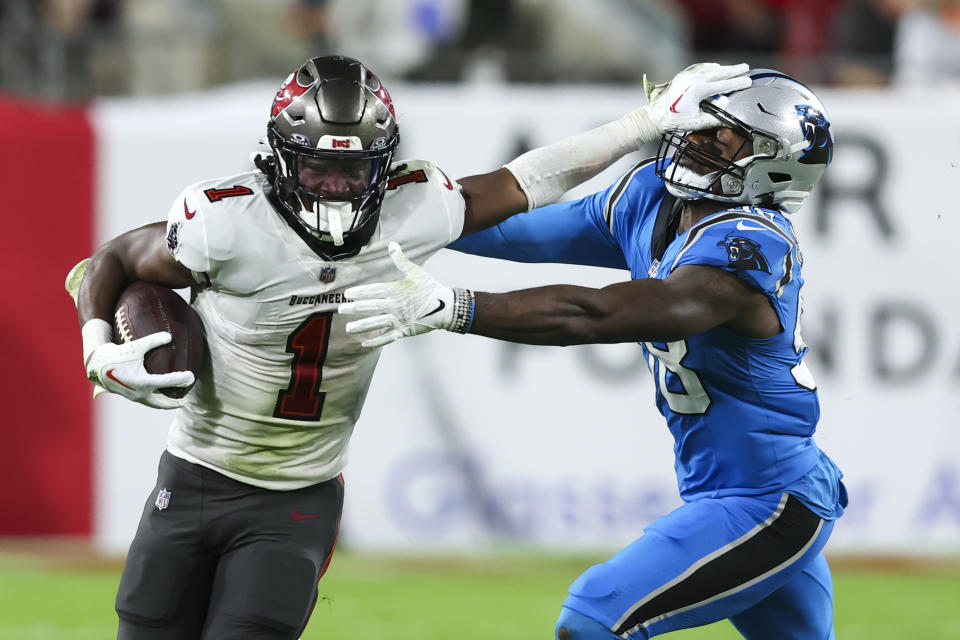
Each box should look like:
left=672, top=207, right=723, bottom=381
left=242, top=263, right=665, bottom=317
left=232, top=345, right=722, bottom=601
left=155, top=488, right=171, bottom=511
left=319, top=266, right=336, bottom=283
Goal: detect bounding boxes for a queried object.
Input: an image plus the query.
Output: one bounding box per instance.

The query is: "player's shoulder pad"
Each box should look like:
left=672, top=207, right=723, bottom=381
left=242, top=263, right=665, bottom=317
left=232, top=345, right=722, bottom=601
left=384, top=158, right=466, bottom=240
left=602, top=158, right=664, bottom=232
left=166, top=171, right=264, bottom=272
left=673, top=207, right=797, bottom=295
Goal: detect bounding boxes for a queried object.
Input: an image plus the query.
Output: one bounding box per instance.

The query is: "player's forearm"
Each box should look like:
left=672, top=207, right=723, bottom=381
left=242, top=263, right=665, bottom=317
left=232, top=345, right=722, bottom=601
left=468, top=280, right=704, bottom=346
left=503, top=111, right=656, bottom=212
left=468, top=286, right=642, bottom=346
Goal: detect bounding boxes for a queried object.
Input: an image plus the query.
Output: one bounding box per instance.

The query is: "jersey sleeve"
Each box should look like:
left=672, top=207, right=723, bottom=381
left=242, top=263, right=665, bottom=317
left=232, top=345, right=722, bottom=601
left=165, top=183, right=237, bottom=280
left=448, top=159, right=666, bottom=270
left=448, top=191, right=626, bottom=269
left=672, top=213, right=797, bottom=299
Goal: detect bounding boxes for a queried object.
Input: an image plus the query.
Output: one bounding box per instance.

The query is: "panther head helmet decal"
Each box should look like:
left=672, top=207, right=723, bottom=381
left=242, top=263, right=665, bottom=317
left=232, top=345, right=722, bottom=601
left=795, top=104, right=833, bottom=166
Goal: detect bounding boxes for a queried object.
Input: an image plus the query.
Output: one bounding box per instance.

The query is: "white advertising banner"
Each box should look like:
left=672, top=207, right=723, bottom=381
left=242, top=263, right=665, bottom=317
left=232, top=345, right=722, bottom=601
left=91, top=83, right=960, bottom=555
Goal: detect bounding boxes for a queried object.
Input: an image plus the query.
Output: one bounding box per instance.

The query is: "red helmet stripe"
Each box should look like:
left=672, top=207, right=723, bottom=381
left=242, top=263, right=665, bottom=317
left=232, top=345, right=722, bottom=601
left=373, top=84, right=395, bottom=118
left=271, top=70, right=313, bottom=118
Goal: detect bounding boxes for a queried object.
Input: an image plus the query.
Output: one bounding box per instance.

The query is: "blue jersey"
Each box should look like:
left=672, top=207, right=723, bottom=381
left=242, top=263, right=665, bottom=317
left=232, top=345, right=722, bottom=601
left=451, top=160, right=846, bottom=519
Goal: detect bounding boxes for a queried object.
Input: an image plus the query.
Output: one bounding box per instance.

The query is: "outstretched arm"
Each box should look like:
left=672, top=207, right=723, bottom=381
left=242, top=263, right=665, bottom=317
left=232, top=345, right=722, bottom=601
left=466, top=265, right=776, bottom=345
left=338, top=243, right=779, bottom=348
left=455, top=63, right=751, bottom=237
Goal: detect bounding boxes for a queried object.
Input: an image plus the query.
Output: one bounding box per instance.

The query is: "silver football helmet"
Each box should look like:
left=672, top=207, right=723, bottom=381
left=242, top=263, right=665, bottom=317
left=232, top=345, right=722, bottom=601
left=655, top=70, right=833, bottom=214
left=267, top=56, right=400, bottom=246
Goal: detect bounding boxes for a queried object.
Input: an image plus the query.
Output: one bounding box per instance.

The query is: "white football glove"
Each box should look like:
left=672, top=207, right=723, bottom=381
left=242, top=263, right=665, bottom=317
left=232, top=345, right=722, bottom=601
left=83, top=320, right=195, bottom=409
left=338, top=242, right=474, bottom=348
left=636, top=62, right=752, bottom=134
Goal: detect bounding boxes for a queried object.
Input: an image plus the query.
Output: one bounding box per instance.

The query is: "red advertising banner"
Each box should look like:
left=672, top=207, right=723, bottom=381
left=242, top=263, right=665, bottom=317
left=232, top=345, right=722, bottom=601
left=0, top=94, right=94, bottom=535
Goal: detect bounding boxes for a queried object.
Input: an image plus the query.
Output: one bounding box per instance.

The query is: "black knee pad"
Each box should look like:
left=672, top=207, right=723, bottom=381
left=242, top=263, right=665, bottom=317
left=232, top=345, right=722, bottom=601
left=239, top=547, right=320, bottom=633
left=116, top=540, right=198, bottom=626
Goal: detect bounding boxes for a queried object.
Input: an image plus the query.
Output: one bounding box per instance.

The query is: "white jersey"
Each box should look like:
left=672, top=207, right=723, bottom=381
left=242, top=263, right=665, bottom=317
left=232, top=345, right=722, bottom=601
left=163, top=160, right=465, bottom=490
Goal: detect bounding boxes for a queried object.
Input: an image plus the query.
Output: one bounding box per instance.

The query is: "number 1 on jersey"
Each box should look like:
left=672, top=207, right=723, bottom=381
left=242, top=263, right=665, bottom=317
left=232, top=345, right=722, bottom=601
left=274, top=312, right=333, bottom=421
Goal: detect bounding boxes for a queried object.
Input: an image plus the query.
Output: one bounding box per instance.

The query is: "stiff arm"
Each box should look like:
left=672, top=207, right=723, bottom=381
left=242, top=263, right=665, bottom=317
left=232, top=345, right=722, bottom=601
left=339, top=244, right=779, bottom=348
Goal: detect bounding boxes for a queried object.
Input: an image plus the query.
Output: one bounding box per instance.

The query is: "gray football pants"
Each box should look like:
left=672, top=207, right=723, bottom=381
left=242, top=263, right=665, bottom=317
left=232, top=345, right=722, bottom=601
left=116, top=451, right=343, bottom=639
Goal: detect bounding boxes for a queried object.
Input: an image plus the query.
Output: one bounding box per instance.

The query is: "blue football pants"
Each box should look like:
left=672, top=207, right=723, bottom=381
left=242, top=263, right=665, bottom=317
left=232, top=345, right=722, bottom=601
left=556, top=492, right=836, bottom=639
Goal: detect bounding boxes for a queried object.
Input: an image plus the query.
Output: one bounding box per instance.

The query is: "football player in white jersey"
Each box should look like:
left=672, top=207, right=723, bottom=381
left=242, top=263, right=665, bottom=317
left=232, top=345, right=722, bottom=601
left=67, top=56, right=750, bottom=639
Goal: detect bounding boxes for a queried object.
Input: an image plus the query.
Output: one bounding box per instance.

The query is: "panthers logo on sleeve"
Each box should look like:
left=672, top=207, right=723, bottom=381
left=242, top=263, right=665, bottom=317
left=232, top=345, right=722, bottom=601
left=717, top=235, right=771, bottom=273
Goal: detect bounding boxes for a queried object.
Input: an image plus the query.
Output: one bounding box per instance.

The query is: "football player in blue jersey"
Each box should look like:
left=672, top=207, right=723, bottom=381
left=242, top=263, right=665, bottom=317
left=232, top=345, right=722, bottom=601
left=339, top=69, right=847, bottom=639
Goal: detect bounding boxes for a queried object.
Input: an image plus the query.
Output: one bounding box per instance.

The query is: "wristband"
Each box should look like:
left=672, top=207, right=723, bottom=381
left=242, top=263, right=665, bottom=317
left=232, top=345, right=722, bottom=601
left=81, top=318, right=113, bottom=367
left=450, top=288, right=475, bottom=334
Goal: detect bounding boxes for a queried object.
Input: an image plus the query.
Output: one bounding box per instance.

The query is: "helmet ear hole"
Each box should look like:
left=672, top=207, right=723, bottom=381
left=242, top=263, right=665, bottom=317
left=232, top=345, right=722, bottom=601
left=298, top=66, right=316, bottom=84
left=768, top=172, right=792, bottom=184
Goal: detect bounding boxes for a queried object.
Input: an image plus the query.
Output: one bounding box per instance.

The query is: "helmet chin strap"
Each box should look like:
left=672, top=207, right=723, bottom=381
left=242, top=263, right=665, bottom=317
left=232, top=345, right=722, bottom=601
left=327, top=205, right=345, bottom=246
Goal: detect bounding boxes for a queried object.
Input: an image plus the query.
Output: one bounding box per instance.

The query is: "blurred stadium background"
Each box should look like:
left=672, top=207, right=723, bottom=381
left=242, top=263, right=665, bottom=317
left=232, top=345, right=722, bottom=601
left=2, top=0, right=959, bottom=638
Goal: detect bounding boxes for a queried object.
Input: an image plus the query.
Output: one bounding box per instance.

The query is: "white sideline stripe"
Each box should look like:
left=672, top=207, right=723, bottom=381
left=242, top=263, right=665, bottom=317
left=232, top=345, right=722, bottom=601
left=612, top=494, right=789, bottom=631
left=613, top=494, right=789, bottom=633
left=615, top=494, right=822, bottom=637
left=627, top=519, right=823, bottom=635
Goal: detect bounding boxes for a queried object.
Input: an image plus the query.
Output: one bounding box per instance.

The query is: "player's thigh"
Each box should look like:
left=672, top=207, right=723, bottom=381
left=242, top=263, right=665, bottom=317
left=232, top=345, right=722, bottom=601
left=730, top=552, right=836, bottom=640
left=116, top=452, right=217, bottom=639
left=558, top=493, right=833, bottom=640
left=116, top=542, right=217, bottom=640
left=201, top=476, right=344, bottom=640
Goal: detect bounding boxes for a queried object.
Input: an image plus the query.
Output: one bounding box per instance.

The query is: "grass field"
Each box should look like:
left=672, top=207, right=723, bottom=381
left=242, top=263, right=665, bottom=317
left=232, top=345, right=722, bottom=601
left=1, top=542, right=958, bottom=639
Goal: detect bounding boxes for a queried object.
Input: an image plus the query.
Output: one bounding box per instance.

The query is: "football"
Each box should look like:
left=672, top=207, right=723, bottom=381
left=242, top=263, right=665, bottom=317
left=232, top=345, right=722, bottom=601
left=113, top=281, right=206, bottom=398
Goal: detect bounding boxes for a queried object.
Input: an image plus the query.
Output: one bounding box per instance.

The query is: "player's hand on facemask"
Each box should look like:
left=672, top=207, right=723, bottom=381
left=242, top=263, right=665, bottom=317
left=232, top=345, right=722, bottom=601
left=84, top=331, right=195, bottom=409
left=637, top=62, right=752, bottom=135
left=339, top=242, right=474, bottom=348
